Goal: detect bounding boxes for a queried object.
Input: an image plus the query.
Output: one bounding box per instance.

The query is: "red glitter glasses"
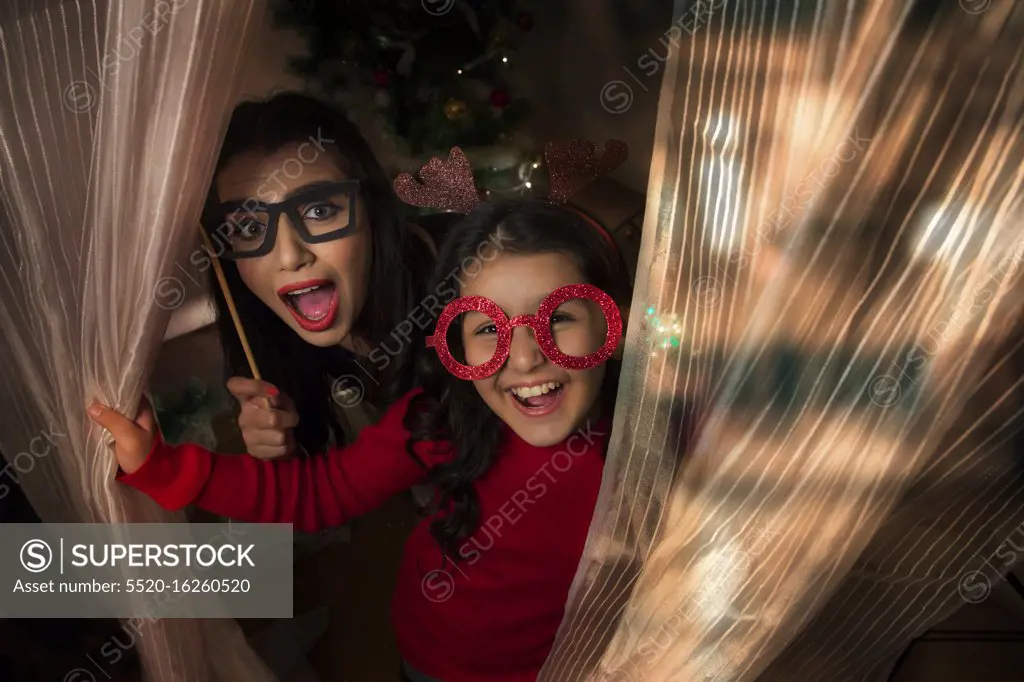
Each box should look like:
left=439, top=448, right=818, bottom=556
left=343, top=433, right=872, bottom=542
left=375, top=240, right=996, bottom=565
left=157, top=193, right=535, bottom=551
left=425, top=284, right=623, bottom=380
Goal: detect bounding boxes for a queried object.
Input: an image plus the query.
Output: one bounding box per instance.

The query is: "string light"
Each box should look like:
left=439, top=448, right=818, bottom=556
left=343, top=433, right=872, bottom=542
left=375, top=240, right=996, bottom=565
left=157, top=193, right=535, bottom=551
left=502, top=56, right=508, bottom=63
left=457, top=68, right=463, bottom=75
left=645, top=305, right=686, bottom=357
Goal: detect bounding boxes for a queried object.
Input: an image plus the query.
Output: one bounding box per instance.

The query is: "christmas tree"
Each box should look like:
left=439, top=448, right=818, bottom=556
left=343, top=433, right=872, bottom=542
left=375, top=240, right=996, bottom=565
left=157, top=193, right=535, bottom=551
left=272, top=0, right=533, bottom=157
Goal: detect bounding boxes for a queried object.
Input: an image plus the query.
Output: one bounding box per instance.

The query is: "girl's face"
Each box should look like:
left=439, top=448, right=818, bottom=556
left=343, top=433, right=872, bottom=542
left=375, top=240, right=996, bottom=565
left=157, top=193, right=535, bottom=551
left=459, top=252, right=613, bottom=447
left=214, top=143, right=372, bottom=349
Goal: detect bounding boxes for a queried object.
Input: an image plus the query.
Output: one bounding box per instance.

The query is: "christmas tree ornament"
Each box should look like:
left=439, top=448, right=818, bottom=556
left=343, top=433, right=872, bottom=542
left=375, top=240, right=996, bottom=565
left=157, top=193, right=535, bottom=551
left=396, top=42, right=417, bottom=76
left=518, top=152, right=542, bottom=181
left=444, top=98, right=468, bottom=120
left=488, top=30, right=508, bottom=53
left=515, top=152, right=546, bottom=196
left=275, top=1, right=533, bottom=155
left=516, top=11, right=534, bottom=32
left=490, top=88, right=510, bottom=109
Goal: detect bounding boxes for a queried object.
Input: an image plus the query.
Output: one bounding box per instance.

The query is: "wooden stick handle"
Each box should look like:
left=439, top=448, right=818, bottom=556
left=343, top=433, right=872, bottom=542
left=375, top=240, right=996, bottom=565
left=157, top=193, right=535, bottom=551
left=197, top=227, right=262, bottom=381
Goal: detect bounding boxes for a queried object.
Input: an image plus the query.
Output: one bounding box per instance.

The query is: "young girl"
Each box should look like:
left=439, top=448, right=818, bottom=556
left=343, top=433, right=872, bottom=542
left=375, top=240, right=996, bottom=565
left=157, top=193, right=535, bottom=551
left=89, top=198, right=631, bottom=681
left=204, top=92, right=433, bottom=457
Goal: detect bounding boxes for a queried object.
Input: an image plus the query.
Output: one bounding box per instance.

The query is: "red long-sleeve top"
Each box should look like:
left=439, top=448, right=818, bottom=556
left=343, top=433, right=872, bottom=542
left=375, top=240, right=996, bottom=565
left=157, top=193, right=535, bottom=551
left=119, top=388, right=609, bottom=681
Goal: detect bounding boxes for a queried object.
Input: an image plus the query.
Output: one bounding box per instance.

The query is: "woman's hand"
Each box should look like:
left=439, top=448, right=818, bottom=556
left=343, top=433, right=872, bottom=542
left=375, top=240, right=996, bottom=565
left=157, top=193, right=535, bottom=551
left=226, top=378, right=299, bottom=460
left=87, top=398, right=157, bottom=475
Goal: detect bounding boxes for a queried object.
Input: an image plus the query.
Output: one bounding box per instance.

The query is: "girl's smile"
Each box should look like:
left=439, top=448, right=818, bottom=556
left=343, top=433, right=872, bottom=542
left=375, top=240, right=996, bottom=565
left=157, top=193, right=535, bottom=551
left=505, top=379, right=568, bottom=417
left=461, top=251, right=612, bottom=447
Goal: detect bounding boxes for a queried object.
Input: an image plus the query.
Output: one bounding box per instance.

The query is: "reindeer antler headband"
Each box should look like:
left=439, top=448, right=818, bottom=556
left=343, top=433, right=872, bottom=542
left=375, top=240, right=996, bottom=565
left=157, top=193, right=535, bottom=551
left=393, top=139, right=629, bottom=212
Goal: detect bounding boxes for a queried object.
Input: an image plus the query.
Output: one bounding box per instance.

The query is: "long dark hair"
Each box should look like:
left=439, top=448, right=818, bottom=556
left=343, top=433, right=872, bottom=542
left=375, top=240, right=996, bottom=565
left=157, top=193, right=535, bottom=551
left=403, top=198, right=632, bottom=557
left=207, top=93, right=428, bottom=452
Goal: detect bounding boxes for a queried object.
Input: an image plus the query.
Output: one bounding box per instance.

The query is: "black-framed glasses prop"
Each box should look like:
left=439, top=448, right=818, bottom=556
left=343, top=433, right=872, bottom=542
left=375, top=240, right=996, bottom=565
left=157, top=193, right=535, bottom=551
left=203, top=180, right=361, bottom=259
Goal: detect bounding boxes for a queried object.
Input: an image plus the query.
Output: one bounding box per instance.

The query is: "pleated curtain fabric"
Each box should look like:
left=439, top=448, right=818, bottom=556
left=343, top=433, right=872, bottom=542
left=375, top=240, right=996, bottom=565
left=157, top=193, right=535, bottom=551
left=0, top=1, right=278, bottom=680
left=541, top=2, right=1024, bottom=680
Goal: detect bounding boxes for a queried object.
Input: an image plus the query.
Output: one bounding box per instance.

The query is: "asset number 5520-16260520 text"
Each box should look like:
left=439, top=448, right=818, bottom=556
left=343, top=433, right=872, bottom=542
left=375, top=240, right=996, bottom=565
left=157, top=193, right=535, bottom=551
left=125, top=578, right=251, bottom=593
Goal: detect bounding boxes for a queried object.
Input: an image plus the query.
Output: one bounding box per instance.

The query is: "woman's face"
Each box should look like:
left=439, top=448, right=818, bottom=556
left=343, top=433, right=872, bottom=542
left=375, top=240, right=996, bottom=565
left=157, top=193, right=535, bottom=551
left=215, top=143, right=372, bottom=349
left=459, top=252, right=612, bottom=447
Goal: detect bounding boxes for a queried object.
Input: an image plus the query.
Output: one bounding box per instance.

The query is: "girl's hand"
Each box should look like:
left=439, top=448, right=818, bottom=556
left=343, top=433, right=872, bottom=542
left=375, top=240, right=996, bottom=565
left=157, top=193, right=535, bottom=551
left=226, top=377, right=300, bottom=460
left=87, top=398, right=157, bottom=475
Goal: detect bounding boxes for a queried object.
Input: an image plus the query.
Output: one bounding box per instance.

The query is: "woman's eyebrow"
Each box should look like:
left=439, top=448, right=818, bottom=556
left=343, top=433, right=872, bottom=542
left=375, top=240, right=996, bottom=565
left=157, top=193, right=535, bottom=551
left=218, top=179, right=349, bottom=209
left=281, top=179, right=346, bottom=202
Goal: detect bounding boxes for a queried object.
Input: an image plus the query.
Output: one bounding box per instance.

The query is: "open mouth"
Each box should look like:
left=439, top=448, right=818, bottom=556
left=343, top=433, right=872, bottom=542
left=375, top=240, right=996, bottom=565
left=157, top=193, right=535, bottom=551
left=277, top=280, right=339, bottom=332
left=508, top=381, right=565, bottom=416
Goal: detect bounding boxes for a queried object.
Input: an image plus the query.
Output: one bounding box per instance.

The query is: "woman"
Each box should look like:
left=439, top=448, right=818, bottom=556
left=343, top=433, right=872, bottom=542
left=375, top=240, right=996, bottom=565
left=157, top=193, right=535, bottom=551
left=201, top=93, right=435, bottom=456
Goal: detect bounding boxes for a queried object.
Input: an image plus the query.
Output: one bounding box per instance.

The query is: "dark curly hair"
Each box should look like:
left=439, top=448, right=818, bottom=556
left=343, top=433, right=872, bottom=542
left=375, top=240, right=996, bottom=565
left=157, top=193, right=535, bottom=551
left=402, top=198, right=632, bottom=558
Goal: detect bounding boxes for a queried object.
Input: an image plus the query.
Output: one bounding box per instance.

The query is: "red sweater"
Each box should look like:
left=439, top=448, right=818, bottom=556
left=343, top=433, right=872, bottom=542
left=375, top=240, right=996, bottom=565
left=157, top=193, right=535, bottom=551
left=119, top=389, right=609, bottom=681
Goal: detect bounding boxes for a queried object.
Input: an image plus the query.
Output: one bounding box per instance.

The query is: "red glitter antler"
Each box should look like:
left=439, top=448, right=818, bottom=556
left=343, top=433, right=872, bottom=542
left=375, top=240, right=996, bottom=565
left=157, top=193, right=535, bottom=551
left=393, top=146, right=481, bottom=214
left=544, top=139, right=629, bottom=203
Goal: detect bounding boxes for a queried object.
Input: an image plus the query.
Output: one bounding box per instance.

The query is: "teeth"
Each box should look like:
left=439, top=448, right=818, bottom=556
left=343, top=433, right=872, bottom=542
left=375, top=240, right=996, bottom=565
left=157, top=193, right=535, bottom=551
left=510, top=381, right=562, bottom=398
left=286, top=285, right=321, bottom=296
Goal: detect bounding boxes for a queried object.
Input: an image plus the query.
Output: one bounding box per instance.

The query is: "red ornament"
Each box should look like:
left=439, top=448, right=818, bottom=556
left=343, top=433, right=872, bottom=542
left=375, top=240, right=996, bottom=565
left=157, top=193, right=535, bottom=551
left=372, top=68, right=390, bottom=88
left=490, top=88, right=510, bottom=109
left=516, top=11, right=534, bottom=32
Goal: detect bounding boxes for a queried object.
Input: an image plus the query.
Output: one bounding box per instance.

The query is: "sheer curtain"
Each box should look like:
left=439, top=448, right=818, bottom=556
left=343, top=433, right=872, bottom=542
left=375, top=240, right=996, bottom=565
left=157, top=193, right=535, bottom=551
left=543, top=1, right=1024, bottom=680
left=0, top=1, right=277, bottom=680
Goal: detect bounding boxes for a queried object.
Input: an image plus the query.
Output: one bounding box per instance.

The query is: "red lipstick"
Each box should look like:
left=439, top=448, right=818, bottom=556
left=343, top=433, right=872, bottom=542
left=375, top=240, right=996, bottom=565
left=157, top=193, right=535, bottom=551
left=277, top=279, right=339, bottom=333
